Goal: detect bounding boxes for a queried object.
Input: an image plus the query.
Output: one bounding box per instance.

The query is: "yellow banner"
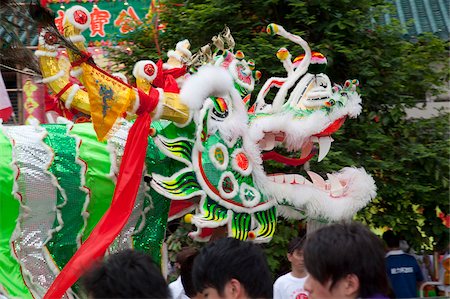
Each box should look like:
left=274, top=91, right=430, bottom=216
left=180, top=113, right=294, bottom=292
left=82, top=64, right=135, bottom=140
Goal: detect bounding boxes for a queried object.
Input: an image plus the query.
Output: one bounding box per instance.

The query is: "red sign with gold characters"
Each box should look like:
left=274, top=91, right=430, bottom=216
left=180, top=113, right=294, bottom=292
left=46, top=0, right=151, bottom=45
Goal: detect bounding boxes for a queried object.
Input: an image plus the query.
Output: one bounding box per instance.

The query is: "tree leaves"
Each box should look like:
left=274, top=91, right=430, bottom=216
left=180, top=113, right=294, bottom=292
left=108, top=0, right=449, bottom=255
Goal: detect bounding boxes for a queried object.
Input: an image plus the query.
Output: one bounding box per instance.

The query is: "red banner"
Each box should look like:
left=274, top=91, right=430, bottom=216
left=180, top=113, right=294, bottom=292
left=22, top=76, right=46, bottom=124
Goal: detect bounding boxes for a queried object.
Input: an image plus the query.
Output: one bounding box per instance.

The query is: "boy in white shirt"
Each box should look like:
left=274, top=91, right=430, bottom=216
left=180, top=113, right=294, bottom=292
left=273, top=237, right=309, bottom=299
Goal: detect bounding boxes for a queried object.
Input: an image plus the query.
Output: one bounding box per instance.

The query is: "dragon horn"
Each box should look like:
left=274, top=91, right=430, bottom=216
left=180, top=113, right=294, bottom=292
left=266, top=23, right=311, bottom=111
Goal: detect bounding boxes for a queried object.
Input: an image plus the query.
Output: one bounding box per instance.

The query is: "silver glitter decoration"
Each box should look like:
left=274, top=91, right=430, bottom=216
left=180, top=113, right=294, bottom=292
left=108, top=123, right=146, bottom=253
left=4, top=126, right=70, bottom=299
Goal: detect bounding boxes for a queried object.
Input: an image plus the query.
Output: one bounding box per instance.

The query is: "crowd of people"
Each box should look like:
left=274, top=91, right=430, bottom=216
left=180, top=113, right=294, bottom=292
left=80, top=222, right=447, bottom=299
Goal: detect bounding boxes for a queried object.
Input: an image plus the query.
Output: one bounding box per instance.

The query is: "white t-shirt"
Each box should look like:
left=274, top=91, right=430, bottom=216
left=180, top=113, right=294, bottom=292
left=169, top=276, right=186, bottom=299
left=273, top=272, right=309, bottom=299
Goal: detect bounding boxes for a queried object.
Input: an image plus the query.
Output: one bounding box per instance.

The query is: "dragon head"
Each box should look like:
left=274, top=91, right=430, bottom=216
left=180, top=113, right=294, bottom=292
left=247, top=24, right=375, bottom=223
left=165, top=24, right=376, bottom=242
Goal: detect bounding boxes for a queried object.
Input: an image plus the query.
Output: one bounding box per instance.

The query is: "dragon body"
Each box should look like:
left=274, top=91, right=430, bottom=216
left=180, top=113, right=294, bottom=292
left=0, top=7, right=376, bottom=299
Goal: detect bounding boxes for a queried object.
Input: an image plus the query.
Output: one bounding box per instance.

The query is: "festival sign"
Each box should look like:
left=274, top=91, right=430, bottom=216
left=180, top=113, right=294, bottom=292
left=46, top=0, right=152, bottom=45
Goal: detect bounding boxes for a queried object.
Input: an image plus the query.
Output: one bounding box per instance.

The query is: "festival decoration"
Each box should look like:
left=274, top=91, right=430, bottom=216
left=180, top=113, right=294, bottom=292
left=0, top=5, right=376, bottom=298
left=22, top=76, right=46, bottom=124
left=48, top=0, right=152, bottom=44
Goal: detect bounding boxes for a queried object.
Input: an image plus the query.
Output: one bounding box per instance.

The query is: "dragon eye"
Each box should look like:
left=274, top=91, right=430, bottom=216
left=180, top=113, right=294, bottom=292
left=212, top=97, right=229, bottom=119
left=320, top=82, right=327, bottom=88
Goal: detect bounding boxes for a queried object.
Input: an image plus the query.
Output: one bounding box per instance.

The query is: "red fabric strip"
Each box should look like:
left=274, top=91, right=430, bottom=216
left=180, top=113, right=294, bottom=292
left=54, top=82, right=73, bottom=100
left=44, top=87, right=159, bottom=299
left=261, top=150, right=316, bottom=166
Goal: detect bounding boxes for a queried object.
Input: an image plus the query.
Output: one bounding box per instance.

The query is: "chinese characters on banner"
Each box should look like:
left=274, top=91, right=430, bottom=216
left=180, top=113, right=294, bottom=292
left=49, top=0, right=150, bottom=44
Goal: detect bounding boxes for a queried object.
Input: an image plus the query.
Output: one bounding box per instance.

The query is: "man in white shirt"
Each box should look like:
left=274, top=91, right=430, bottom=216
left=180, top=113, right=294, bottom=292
left=273, top=236, right=309, bottom=299
left=169, top=247, right=199, bottom=299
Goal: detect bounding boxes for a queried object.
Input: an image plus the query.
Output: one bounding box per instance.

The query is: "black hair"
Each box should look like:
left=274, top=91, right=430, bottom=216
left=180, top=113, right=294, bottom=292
left=287, top=236, right=306, bottom=254
left=180, top=250, right=199, bottom=297
left=192, top=237, right=273, bottom=298
left=82, top=249, right=169, bottom=298
left=382, top=230, right=400, bottom=248
left=304, top=222, right=390, bottom=298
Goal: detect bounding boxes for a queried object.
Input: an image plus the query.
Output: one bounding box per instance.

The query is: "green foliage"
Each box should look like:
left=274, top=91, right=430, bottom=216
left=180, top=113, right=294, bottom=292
left=109, top=0, right=449, bottom=272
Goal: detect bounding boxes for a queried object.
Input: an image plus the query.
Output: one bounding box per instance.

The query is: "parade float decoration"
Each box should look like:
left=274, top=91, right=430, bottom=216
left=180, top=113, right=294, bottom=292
left=0, top=5, right=376, bottom=299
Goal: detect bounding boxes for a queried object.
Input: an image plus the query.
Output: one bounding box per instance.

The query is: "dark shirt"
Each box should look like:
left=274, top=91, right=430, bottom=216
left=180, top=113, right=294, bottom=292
left=385, top=250, right=424, bottom=298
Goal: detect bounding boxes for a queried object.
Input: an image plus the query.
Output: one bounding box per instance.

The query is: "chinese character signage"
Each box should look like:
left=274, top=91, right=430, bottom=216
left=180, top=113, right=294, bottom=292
left=48, top=0, right=151, bottom=45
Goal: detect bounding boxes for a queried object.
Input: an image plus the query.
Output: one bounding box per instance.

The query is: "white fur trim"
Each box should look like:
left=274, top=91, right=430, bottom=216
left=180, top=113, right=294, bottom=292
left=248, top=89, right=363, bottom=152
left=68, top=35, right=86, bottom=43
left=70, top=68, right=83, bottom=78
left=175, top=40, right=192, bottom=58
left=162, top=62, right=173, bottom=70
left=188, top=229, right=212, bottom=242
left=222, top=134, right=238, bottom=148
left=133, top=60, right=158, bottom=82
left=218, top=171, right=239, bottom=199
left=152, top=88, right=165, bottom=119
left=63, top=6, right=91, bottom=31
left=208, top=143, right=229, bottom=171
left=65, top=83, right=80, bottom=109
left=35, top=50, right=58, bottom=57
left=180, top=65, right=234, bottom=110
left=128, top=89, right=140, bottom=115
left=112, top=72, right=128, bottom=84
left=65, top=122, right=91, bottom=248
left=231, top=148, right=253, bottom=176
left=271, top=167, right=376, bottom=221
left=167, top=50, right=182, bottom=62
left=174, top=110, right=193, bottom=128
left=56, top=116, right=72, bottom=125
left=38, top=32, right=58, bottom=51
left=239, top=183, right=261, bottom=208
left=229, top=59, right=254, bottom=92
left=38, top=70, right=65, bottom=83
left=106, top=140, right=118, bottom=183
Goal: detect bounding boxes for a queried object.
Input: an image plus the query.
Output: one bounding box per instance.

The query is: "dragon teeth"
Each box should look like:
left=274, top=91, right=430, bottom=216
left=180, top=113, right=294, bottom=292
left=306, top=171, right=326, bottom=188
left=317, top=136, right=333, bottom=162
left=259, top=132, right=276, bottom=151
left=326, top=173, right=345, bottom=196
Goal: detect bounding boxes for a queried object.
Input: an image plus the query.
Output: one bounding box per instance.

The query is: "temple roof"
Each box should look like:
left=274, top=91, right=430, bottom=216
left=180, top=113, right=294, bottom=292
left=380, top=0, right=449, bottom=40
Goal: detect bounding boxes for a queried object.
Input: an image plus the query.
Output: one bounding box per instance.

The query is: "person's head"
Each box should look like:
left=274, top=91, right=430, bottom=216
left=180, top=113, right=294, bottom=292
left=287, top=236, right=306, bottom=274
left=175, top=247, right=199, bottom=270
left=192, top=237, right=272, bottom=299
left=82, top=249, right=169, bottom=298
left=179, top=249, right=202, bottom=298
left=382, top=230, right=400, bottom=249
left=303, top=222, right=390, bottom=299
